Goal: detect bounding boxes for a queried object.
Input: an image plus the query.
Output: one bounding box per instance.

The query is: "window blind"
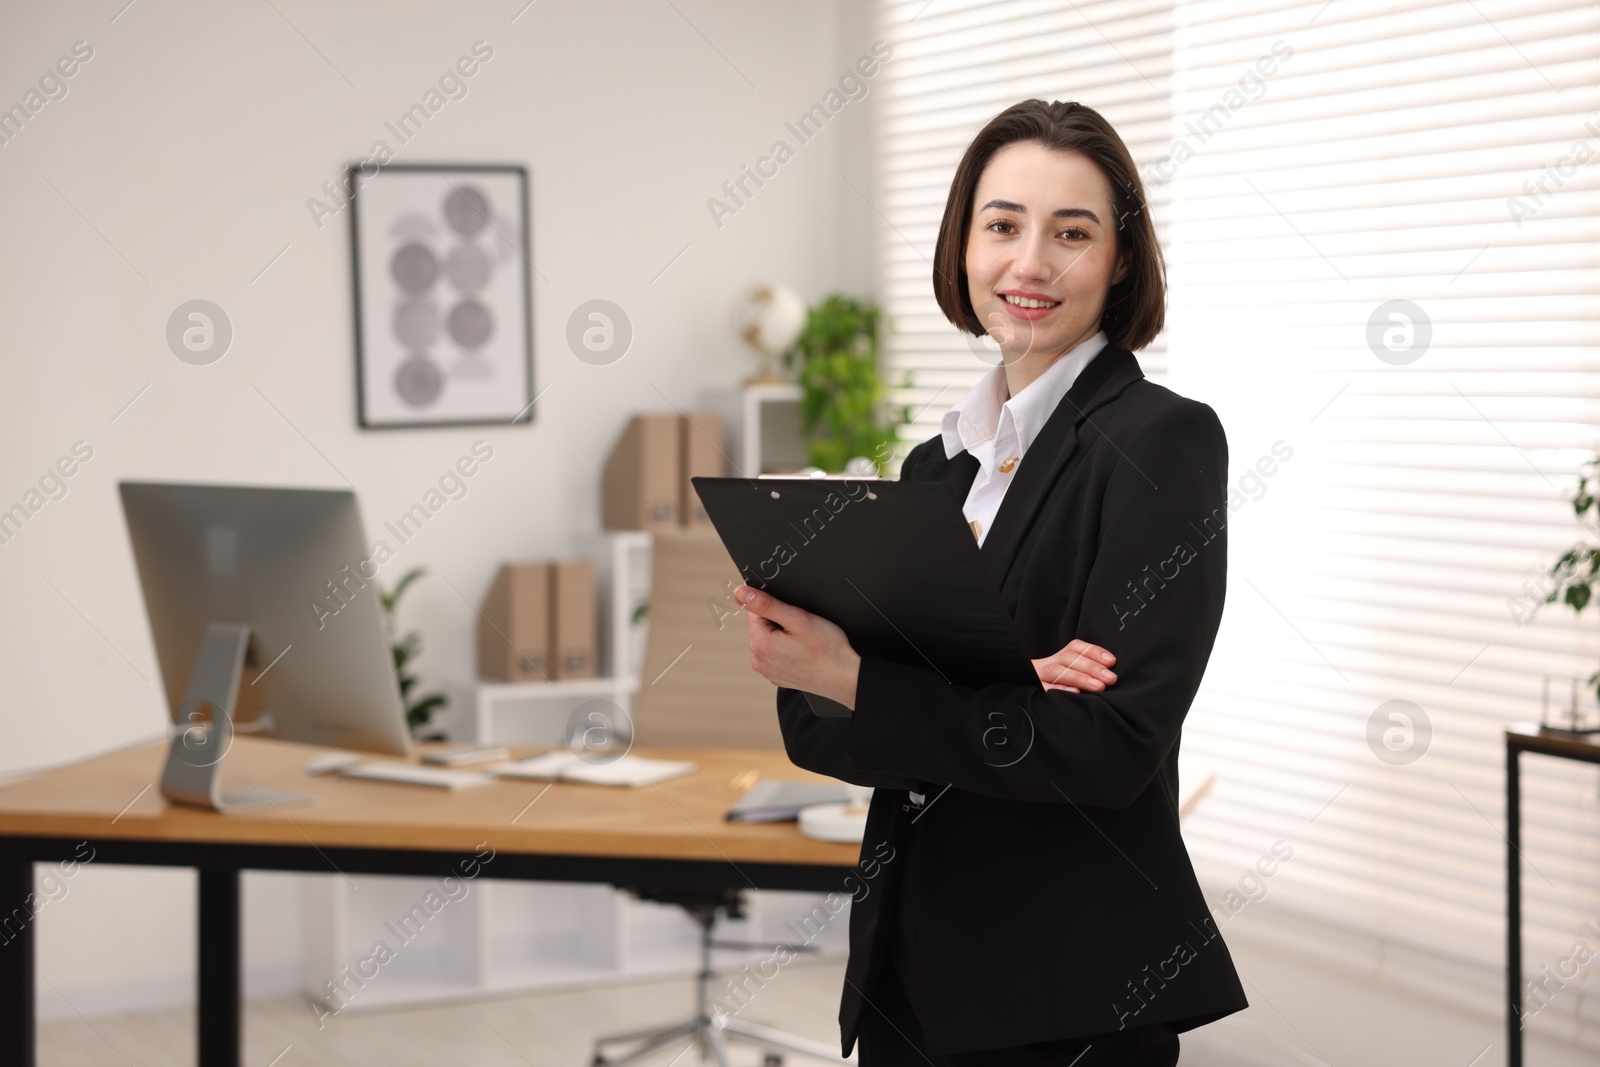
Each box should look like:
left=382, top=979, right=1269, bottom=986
left=875, top=0, right=1176, bottom=462
left=876, top=0, right=1600, bottom=1040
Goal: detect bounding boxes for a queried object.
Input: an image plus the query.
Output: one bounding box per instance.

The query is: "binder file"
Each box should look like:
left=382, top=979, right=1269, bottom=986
left=690, top=476, right=1035, bottom=716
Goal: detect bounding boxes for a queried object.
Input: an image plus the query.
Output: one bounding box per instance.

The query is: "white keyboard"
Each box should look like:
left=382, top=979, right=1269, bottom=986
left=336, top=762, right=492, bottom=789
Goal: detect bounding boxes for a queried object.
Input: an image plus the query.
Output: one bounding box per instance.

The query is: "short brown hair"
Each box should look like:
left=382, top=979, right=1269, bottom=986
left=931, top=99, right=1165, bottom=353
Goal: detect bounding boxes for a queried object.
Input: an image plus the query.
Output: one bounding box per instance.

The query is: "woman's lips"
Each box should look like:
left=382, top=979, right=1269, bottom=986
left=998, top=295, right=1058, bottom=321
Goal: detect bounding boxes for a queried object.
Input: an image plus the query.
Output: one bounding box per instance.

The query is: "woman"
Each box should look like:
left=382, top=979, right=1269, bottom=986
left=734, top=100, right=1247, bottom=1066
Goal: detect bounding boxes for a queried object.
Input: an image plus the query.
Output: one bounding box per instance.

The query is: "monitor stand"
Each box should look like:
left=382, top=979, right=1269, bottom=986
left=159, top=621, right=314, bottom=812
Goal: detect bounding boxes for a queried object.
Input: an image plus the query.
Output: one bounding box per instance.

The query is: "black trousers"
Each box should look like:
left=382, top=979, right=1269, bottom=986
left=856, top=951, right=1180, bottom=1066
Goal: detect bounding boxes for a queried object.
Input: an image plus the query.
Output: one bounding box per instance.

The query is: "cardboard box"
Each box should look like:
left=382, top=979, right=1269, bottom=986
left=603, top=411, right=729, bottom=530
left=476, top=563, right=552, bottom=682
left=680, top=410, right=726, bottom=527
left=630, top=527, right=784, bottom=751
left=551, top=558, right=598, bottom=679
left=602, top=414, right=680, bottom=530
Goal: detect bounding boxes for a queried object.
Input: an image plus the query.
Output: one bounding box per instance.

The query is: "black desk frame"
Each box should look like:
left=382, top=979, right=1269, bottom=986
left=0, top=835, right=853, bottom=1067
left=1505, top=724, right=1600, bottom=1067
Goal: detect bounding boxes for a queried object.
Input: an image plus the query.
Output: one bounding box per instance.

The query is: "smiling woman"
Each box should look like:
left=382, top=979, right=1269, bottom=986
left=738, top=99, right=1244, bottom=1066
left=932, top=99, right=1164, bottom=364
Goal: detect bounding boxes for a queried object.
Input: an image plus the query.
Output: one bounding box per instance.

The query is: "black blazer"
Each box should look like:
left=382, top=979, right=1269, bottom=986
left=775, top=341, right=1249, bottom=1056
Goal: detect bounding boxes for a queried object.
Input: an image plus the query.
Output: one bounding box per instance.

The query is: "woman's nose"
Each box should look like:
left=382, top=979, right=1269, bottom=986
left=1010, top=235, right=1054, bottom=282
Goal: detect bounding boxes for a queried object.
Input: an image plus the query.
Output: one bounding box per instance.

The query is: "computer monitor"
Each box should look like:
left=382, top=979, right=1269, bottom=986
left=119, top=481, right=412, bottom=808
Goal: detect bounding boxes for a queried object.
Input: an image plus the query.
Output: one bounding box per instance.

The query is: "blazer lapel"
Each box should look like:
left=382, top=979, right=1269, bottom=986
left=976, top=343, right=1145, bottom=595
left=940, top=448, right=980, bottom=503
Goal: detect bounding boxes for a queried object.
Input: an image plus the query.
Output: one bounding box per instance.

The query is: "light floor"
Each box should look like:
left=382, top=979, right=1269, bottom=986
left=41, top=957, right=850, bottom=1067
left=37, top=929, right=1600, bottom=1066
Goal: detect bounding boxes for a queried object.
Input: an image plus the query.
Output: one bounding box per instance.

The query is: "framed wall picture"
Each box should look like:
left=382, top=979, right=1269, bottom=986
left=348, top=163, right=534, bottom=428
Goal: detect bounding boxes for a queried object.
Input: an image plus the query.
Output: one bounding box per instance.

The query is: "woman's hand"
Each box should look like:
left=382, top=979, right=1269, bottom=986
left=734, top=584, right=862, bottom=710
left=1033, top=639, right=1118, bottom=693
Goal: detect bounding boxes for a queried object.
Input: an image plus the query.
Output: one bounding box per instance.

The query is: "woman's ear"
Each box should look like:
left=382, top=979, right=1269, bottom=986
left=1111, top=249, right=1131, bottom=287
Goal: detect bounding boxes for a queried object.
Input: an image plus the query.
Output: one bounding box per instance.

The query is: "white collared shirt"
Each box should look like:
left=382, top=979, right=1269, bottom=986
left=939, top=329, right=1109, bottom=547
left=905, top=330, right=1107, bottom=806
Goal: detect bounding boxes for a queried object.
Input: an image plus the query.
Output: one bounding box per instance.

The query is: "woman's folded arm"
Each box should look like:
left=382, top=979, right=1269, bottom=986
left=844, top=400, right=1230, bottom=808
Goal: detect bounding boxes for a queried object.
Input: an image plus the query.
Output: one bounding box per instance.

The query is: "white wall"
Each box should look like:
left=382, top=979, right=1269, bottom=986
left=0, top=0, right=879, bottom=1013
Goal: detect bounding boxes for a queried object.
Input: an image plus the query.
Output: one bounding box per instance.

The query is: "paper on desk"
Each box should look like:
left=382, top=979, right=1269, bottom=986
left=489, top=751, right=696, bottom=787
left=488, top=751, right=578, bottom=778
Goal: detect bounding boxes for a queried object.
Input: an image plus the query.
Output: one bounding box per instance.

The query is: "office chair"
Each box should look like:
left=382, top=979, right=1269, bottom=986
left=591, top=885, right=850, bottom=1066
left=591, top=528, right=856, bottom=1066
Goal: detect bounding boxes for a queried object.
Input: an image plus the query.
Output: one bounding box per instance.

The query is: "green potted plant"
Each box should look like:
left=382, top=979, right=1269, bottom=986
left=1539, top=454, right=1600, bottom=730
left=381, top=566, right=449, bottom=740
left=784, top=294, right=912, bottom=475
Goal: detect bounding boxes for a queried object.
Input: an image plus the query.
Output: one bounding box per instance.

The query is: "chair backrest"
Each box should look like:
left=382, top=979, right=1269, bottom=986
left=629, top=527, right=785, bottom=751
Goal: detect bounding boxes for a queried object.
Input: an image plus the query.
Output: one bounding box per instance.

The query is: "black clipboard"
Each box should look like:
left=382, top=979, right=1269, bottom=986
left=691, top=476, right=1035, bottom=717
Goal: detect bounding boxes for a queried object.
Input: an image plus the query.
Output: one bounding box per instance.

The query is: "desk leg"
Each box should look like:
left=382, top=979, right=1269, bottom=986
left=0, top=843, right=35, bottom=1067
left=198, top=865, right=241, bottom=1067
left=1507, top=746, right=1522, bottom=1067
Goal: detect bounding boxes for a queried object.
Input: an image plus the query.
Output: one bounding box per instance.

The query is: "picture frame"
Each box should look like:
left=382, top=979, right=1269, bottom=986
left=348, top=163, right=534, bottom=429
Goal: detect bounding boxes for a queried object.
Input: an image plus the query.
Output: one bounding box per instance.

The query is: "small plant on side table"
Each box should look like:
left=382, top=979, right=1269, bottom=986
left=1540, top=455, right=1600, bottom=727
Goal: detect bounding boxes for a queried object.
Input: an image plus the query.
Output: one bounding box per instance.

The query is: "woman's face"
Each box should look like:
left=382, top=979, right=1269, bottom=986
left=963, top=141, right=1129, bottom=364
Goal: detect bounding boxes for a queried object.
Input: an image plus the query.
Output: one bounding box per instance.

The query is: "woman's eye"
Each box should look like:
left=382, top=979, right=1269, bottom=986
left=984, top=221, right=1087, bottom=239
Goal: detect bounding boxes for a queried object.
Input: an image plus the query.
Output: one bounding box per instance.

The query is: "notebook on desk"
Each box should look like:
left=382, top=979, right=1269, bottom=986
left=690, top=476, right=1037, bottom=716
left=725, top=779, right=853, bottom=822
left=489, top=750, right=696, bottom=787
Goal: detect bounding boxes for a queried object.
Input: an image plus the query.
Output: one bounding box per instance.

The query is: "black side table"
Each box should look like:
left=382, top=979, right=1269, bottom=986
left=1505, top=723, right=1600, bottom=1067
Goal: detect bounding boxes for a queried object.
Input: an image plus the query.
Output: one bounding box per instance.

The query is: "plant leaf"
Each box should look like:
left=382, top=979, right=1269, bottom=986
left=383, top=567, right=427, bottom=613
left=1567, top=584, right=1591, bottom=612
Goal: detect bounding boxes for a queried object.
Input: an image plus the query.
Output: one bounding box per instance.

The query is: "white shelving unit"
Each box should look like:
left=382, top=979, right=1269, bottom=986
left=301, top=387, right=845, bottom=1016
left=470, top=530, right=651, bottom=745
left=301, top=874, right=846, bottom=1014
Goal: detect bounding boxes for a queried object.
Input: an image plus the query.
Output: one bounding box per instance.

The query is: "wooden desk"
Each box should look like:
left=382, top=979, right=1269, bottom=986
left=1505, top=723, right=1600, bottom=1067
left=0, top=737, right=859, bottom=1067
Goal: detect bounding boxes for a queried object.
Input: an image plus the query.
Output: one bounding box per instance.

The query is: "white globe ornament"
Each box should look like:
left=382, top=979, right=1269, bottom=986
left=735, top=284, right=807, bottom=384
